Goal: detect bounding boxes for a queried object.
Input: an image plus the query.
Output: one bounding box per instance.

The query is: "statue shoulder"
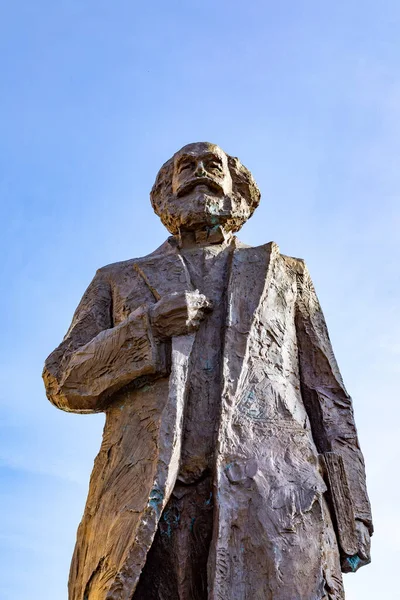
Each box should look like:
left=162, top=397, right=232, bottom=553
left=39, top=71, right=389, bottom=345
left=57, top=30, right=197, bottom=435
left=96, top=257, right=137, bottom=279
left=95, top=239, right=173, bottom=280
left=235, top=239, right=280, bottom=256
left=233, top=239, right=307, bottom=278
left=280, top=253, right=307, bottom=275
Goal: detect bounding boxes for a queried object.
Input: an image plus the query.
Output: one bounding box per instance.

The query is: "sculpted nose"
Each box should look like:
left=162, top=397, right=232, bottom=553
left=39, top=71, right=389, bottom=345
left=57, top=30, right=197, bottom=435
left=195, top=161, right=206, bottom=177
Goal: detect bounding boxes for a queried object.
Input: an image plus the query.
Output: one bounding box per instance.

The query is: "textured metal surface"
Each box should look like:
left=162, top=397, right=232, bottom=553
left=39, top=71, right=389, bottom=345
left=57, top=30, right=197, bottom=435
left=43, top=143, right=372, bottom=599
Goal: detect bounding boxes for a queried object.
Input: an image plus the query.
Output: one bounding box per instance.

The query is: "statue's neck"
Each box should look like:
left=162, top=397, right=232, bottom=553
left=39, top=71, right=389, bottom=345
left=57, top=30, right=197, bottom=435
left=175, top=226, right=233, bottom=249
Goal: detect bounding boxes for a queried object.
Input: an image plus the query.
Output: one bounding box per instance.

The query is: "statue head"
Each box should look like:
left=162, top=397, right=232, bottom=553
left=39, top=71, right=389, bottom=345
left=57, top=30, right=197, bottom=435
left=150, top=142, right=260, bottom=236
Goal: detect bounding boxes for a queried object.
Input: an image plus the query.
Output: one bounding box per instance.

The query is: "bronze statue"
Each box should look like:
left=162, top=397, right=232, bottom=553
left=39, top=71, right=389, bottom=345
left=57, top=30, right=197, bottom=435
left=43, top=142, right=372, bottom=600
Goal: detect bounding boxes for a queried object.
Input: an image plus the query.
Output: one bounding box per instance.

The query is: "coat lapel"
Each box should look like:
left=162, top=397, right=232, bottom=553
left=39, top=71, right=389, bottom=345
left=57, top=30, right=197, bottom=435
left=208, top=241, right=279, bottom=598
left=221, top=241, right=279, bottom=403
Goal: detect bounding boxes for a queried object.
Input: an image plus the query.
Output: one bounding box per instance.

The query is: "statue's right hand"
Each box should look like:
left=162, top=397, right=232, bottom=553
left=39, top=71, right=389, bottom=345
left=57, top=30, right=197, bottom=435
left=149, top=290, right=213, bottom=339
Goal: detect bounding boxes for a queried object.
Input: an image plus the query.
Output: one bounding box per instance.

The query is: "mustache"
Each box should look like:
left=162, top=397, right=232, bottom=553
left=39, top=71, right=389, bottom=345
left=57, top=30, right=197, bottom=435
left=176, top=176, right=224, bottom=198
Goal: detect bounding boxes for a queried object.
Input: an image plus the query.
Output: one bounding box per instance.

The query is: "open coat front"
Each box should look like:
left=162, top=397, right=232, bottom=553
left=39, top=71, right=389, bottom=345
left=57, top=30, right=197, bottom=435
left=43, top=239, right=372, bottom=600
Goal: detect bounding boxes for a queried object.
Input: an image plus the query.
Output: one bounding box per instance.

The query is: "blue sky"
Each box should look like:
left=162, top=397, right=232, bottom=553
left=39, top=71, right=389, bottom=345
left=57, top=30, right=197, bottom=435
left=1, top=1, right=399, bottom=598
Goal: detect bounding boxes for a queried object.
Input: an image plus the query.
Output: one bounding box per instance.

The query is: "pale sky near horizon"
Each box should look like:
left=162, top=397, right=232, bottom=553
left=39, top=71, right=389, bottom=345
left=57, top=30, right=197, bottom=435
left=1, top=2, right=399, bottom=599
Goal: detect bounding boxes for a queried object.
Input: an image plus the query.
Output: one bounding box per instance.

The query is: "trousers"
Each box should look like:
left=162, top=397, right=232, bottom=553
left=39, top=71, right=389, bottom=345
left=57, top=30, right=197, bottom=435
left=133, top=475, right=214, bottom=600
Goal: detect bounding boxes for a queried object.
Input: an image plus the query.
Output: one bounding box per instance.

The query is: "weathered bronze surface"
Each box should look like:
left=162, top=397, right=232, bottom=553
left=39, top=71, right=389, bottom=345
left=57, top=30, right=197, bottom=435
left=43, top=142, right=373, bottom=599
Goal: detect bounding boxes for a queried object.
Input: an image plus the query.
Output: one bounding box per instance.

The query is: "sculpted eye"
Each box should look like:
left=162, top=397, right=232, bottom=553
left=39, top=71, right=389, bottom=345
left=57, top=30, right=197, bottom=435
left=208, top=161, right=223, bottom=172
left=178, top=160, right=194, bottom=173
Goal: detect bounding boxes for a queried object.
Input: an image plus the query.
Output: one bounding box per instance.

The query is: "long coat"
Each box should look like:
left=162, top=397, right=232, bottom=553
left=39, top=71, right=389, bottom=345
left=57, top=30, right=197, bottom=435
left=43, top=238, right=372, bottom=600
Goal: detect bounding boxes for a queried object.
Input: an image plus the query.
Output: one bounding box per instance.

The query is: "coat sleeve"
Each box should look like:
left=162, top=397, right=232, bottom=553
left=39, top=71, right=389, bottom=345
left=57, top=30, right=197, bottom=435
left=294, top=260, right=373, bottom=535
left=42, top=269, right=168, bottom=413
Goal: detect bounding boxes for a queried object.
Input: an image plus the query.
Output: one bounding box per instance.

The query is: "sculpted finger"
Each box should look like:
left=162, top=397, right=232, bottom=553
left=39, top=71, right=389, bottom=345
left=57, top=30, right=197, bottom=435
left=358, top=542, right=370, bottom=563
left=200, top=297, right=213, bottom=311
left=186, top=310, right=205, bottom=331
left=356, top=521, right=371, bottom=562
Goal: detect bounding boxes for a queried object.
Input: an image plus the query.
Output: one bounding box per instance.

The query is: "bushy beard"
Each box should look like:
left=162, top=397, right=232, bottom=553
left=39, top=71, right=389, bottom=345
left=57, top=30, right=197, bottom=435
left=161, top=190, right=251, bottom=234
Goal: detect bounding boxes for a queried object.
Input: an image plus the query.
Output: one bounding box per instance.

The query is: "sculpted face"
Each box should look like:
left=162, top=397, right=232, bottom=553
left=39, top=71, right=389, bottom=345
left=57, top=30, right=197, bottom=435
left=172, top=144, right=232, bottom=199
left=151, top=142, right=261, bottom=236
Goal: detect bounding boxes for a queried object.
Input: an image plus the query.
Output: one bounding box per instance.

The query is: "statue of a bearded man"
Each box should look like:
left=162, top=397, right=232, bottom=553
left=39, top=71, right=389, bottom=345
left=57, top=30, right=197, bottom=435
left=43, top=142, right=373, bottom=600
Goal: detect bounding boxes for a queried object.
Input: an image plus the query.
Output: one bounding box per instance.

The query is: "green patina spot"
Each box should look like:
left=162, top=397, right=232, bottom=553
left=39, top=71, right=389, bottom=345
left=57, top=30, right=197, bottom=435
left=347, top=555, right=361, bottom=572
left=141, top=384, right=153, bottom=393
left=148, top=487, right=164, bottom=513
left=160, top=507, right=180, bottom=538
left=204, top=360, right=213, bottom=372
